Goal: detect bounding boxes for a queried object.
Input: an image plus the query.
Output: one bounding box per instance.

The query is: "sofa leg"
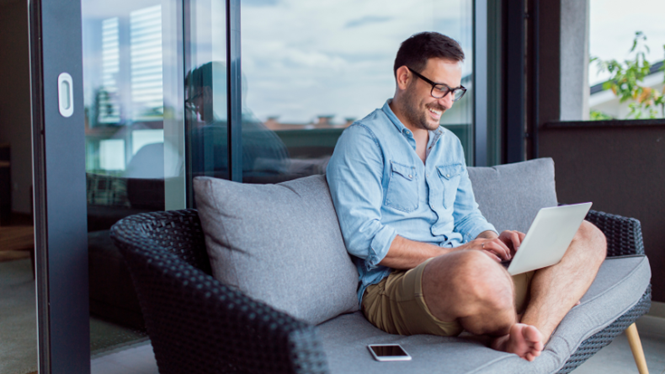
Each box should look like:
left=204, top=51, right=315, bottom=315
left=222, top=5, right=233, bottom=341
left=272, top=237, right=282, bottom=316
left=626, top=323, right=649, bottom=374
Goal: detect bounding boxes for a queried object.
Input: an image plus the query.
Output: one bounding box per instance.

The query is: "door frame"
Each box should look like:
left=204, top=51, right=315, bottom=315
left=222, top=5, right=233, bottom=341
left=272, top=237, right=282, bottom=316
left=29, top=0, right=90, bottom=372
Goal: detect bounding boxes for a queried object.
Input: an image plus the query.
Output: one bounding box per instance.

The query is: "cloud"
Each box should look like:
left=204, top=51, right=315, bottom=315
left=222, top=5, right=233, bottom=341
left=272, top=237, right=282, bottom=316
left=345, top=16, right=392, bottom=28
left=242, top=0, right=280, bottom=7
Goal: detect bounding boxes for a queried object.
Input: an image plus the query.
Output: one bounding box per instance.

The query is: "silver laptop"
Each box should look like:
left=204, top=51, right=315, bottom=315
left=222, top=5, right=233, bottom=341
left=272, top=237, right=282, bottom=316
left=505, top=202, right=593, bottom=275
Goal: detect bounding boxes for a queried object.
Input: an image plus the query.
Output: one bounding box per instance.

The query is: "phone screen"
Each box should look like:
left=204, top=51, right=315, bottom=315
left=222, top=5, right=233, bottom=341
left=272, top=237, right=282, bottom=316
left=370, top=345, right=408, bottom=357
left=368, top=344, right=411, bottom=361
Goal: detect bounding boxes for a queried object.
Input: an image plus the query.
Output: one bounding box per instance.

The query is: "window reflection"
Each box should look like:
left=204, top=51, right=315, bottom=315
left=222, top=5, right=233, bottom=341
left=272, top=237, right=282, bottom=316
left=130, top=5, right=164, bottom=121
left=85, top=4, right=165, bottom=177
left=81, top=0, right=178, bottom=355
left=185, top=61, right=305, bottom=183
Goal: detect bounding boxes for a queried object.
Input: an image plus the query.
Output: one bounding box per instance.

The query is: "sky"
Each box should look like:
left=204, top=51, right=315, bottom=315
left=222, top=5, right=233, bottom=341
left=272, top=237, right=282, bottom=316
left=589, top=0, right=665, bottom=86
left=240, top=0, right=475, bottom=124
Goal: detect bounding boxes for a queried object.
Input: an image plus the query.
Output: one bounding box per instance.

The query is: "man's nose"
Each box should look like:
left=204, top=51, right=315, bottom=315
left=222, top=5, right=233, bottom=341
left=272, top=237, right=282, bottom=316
left=437, top=94, right=453, bottom=110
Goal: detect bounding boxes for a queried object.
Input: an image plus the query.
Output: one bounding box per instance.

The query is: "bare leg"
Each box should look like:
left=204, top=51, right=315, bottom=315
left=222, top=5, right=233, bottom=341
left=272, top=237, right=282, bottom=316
left=422, top=250, right=517, bottom=336
left=492, top=221, right=607, bottom=359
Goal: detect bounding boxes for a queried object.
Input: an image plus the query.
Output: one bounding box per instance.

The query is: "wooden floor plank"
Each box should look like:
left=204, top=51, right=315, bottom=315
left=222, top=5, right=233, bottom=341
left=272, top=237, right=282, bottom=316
left=0, top=226, right=34, bottom=263
left=0, top=226, right=34, bottom=251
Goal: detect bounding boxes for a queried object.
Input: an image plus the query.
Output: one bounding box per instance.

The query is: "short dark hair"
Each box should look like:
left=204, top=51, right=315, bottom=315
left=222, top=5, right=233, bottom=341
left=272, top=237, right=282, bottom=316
left=393, top=32, right=464, bottom=76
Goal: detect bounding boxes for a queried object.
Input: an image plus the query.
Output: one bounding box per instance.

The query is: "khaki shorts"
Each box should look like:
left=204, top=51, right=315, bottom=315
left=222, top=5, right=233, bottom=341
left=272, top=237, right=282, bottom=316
left=361, top=259, right=534, bottom=337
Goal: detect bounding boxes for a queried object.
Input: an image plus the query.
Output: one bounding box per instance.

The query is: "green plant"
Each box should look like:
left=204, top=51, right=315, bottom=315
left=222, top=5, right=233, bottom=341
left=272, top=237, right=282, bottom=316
left=591, top=31, right=665, bottom=119
left=589, top=110, right=614, bottom=121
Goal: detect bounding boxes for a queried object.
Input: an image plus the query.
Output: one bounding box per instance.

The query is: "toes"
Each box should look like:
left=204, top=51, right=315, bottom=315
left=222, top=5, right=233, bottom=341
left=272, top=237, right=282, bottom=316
left=523, top=325, right=543, bottom=344
left=535, top=341, right=544, bottom=352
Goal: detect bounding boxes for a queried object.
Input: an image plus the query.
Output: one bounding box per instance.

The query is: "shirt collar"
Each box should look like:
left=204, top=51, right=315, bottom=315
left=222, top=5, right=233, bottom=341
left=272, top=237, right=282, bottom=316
left=382, top=99, right=444, bottom=143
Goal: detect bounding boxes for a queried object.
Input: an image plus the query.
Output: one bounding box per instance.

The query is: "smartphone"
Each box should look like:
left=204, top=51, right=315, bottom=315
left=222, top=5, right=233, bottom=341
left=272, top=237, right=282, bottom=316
left=367, top=344, right=412, bottom=361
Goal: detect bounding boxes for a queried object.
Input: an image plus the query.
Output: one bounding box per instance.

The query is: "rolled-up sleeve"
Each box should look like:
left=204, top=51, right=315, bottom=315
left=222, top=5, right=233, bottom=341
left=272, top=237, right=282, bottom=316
left=326, top=124, right=395, bottom=269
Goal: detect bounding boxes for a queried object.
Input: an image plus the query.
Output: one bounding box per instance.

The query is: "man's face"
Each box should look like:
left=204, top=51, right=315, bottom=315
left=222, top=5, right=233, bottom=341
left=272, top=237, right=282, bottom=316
left=400, top=58, right=463, bottom=131
left=186, top=86, right=212, bottom=123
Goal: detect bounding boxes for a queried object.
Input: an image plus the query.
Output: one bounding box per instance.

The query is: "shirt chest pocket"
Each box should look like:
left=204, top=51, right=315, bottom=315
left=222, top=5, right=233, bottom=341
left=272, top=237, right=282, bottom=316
left=437, top=164, right=464, bottom=209
left=385, top=161, right=419, bottom=213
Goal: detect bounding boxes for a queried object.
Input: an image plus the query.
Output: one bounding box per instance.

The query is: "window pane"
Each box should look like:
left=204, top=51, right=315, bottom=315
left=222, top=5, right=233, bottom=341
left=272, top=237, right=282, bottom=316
left=184, top=0, right=230, bottom=187
left=81, top=0, right=185, bottom=356
left=241, top=0, right=475, bottom=174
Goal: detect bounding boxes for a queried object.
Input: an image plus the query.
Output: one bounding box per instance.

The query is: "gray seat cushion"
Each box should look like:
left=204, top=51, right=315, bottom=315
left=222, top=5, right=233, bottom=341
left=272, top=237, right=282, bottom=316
left=193, top=174, right=359, bottom=325
left=469, top=158, right=558, bottom=233
left=317, top=255, right=650, bottom=373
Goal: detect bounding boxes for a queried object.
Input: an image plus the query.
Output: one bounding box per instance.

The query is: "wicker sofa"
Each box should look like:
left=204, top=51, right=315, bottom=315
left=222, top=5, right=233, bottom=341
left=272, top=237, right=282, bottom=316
left=110, top=158, right=651, bottom=373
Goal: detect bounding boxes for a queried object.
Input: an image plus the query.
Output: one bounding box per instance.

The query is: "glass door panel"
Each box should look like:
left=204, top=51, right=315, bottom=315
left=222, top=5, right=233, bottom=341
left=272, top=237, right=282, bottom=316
left=81, top=0, right=185, bottom=356
left=183, top=0, right=229, bottom=192
left=241, top=0, right=475, bottom=174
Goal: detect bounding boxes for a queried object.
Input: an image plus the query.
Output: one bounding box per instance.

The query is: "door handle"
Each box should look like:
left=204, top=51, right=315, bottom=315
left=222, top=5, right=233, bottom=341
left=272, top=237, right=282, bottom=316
left=57, top=72, right=74, bottom=117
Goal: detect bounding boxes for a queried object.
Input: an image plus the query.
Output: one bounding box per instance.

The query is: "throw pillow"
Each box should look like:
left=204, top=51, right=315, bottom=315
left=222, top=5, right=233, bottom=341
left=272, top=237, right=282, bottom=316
left=468, top=158, right=559, bottom=233
left=194, top=174, right=359, bottom=325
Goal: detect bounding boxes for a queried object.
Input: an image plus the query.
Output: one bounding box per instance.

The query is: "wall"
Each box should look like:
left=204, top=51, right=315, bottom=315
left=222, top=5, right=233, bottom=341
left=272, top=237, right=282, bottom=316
left=559, top=0, right=590, bottom=121
left=540, top=122, right=665, bottom=302
left=0, top=0, right=32, bottom=214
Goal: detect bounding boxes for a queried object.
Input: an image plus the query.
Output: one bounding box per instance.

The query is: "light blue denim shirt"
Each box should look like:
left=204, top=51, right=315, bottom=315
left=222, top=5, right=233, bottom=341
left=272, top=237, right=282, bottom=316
left=326, top=101, right=497, bottom=306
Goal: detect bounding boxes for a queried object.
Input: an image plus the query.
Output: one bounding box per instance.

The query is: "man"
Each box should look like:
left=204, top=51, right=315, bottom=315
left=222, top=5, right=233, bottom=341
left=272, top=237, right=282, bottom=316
left=325, top=32, right=606, bottom=362
left=185, top=61, right=290, bottom=183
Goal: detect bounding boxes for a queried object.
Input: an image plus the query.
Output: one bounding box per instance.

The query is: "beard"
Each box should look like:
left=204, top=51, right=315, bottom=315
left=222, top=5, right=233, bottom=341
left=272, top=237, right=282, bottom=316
left=400, top=87, right=448, bottom=131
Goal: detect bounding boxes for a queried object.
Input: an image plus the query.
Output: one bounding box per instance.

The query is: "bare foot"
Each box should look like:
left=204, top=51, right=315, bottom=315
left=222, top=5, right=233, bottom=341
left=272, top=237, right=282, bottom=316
left=491, top=323, right=544, bottom=361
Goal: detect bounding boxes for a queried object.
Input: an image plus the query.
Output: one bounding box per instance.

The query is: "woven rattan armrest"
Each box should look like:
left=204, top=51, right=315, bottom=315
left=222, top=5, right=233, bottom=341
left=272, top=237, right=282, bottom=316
left=111, top=211, right=330, bottom=374
left=585, top=209, right=645, bottom=257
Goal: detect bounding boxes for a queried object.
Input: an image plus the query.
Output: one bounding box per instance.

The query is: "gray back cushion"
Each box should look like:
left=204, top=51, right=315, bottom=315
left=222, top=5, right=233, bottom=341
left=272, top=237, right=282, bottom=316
left=194, top=174, right=359, bottom=325
left=468, top=158, right=558, bottom=233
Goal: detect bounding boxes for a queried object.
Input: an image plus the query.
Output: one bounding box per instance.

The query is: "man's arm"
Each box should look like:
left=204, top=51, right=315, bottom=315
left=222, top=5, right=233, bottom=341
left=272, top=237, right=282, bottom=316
left=380, top=230, right=520, bottom=269
left=326, top=125, right=398, bottom=269
left=378, top=235, right=448, bottom=269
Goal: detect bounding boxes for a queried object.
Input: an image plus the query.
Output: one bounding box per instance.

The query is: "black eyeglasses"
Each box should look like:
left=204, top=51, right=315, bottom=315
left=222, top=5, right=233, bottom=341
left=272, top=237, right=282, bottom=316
left=184, top=92, right=202, bottom=110
left=407, top=67, right=466, bottom=102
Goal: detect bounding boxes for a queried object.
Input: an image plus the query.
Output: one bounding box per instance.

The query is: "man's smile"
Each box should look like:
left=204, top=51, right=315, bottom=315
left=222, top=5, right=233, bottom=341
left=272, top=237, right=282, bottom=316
left=426, top=104, right=446, bottom=121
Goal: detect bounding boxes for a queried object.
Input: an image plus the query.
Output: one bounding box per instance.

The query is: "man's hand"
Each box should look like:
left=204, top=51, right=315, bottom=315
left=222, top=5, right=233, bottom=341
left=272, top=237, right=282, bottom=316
left=498, top=230, right=525, bottom=256
left=462, top=230, right=525, bottom=262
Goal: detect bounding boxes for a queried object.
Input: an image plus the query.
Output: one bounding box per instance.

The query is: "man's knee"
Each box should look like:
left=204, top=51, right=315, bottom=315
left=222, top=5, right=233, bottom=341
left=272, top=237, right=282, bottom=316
left=576, top=221, right=607, bottom=264
left=445, top=250, right=515, bottom=313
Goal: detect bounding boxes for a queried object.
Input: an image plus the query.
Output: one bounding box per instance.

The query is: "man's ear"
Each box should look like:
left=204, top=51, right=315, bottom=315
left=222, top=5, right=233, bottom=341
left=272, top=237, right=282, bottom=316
left=201, top=86, right=213, bottom=104
left=395, top=65, right=411, bottom=90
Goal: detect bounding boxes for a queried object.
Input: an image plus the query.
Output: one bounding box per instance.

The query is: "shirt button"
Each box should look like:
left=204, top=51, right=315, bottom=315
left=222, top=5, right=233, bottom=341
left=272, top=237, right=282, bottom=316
left=408, top=175, right=412, bottom=178
left=446, top=174, right=450, bottom=178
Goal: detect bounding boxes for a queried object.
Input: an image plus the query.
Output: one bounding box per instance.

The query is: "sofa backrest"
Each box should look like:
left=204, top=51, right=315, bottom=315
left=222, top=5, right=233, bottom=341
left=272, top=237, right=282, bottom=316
left=468, top=158, right=558, bottom=233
